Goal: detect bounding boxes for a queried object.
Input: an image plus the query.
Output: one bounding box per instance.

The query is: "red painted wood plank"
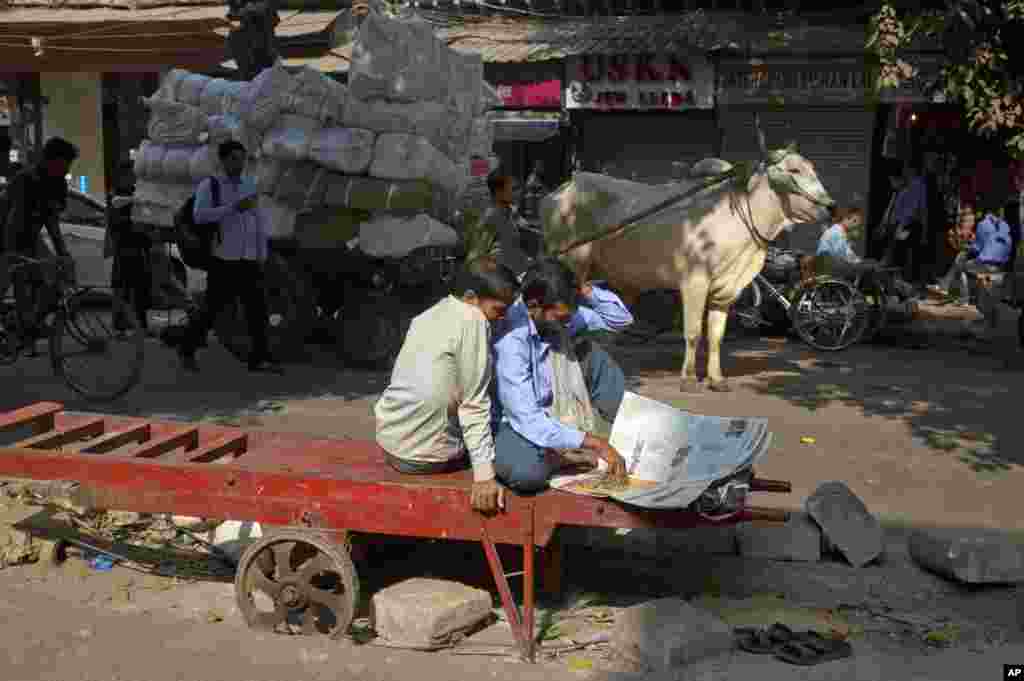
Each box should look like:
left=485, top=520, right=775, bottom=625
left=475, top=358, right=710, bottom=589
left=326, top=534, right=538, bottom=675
left=159, top=433, right=248, bottom=464
left=74, top=424, right=152, bottom=454
left=0, top=402, right=63, bottom=435
left=129, top=427, right=200, bottom=459
left=12, top=418, right=106, bottom=450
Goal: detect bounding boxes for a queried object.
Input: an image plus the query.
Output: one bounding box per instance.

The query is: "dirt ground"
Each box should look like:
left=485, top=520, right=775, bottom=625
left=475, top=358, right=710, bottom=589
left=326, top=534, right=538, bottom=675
left=1, top=316, right=1024, bottom=680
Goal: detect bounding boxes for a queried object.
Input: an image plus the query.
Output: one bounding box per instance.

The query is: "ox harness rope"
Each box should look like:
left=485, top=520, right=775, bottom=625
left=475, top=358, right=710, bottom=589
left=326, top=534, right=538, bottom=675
left=553, top=149, right=830, bottom=256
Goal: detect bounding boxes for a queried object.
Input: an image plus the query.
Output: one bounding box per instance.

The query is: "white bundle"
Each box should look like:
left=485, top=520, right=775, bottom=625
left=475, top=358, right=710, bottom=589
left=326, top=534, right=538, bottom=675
left=358, top=213, right=459, bottom=259
left=321, top=78, right=349, bottom=125
left=145, top=98, right=209, bottom=146
left=251, top=158, right=286, bottom=195
left=262, top=114, right=321, bottom=162
left=467, top=116, right=494, bottom=159
left=177, top=73, right=213, bottom=107
left=133, top=180, right=195, bottom=208
left=222, top=81, right=247, bottom=119
left=479, top=81, right=501, bottom=114
left=309, top=127, right=376, bottom=175
left=444, top=50, right=484, bottom=121
left=274, top=163, right=327, bottom=210
left=370, top=133, right=460, bottom=193
left=197, top=78, right=235, bottom=116
left=207, top=114, right=243, bottom=145
left=188, top=145, right=220, bottom=181
left=261, top=195, right=299, bottom=238
left=348, top=13, right=447, bottom=103
left=341, top=96, right=447, bottom=150
left=133, top=141, right=166, bottom=180
left=283, top=67, right=348, bottom=124
left=131, top=201, right=178, bottom=228
left=238, top=61, right=293, bottom=132
left=443, top=114, right=473, bottom=161
left=152, top=69, right=190, bottom=101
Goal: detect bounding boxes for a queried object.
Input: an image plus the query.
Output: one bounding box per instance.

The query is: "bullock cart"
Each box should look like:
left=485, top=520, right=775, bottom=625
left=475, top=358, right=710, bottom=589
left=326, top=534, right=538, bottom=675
left=0, top=402, right=791, bottom=662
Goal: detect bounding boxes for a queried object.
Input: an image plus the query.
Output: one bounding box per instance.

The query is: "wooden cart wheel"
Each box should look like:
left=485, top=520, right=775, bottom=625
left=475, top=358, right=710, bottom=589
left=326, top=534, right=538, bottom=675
left=235, top=532, right=360, bottom=639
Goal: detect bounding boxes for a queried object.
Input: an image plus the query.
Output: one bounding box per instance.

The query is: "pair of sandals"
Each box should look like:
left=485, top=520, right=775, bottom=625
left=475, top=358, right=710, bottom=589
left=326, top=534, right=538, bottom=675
left=735, top=623, right=852, bottom=666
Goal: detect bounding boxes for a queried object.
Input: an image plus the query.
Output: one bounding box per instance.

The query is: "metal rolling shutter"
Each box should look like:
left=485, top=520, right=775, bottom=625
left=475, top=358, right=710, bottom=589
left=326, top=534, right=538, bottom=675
left=580, top=112, right=719, bottom=183
left=721, top=107, right=873, bottom=253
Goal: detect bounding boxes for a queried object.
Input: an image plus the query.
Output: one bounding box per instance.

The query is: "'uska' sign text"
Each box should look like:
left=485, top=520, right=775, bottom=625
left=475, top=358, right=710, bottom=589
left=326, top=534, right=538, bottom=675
left=565, top=55, right=714, bottom=111
left=716, top=60, right=867, bottom=106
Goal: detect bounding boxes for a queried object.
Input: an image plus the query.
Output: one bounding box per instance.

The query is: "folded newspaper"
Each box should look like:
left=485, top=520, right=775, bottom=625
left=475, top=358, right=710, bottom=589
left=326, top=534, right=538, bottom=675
left=549, top=392, right=773, bottom=510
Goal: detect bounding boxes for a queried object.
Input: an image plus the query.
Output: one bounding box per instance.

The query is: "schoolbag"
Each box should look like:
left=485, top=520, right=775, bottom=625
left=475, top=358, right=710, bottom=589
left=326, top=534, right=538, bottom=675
left=174, top=176, right=221, bottom=271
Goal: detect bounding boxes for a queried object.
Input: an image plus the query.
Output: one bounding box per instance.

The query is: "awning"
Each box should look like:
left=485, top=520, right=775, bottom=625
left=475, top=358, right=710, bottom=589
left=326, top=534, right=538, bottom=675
left=493, top=118, right=561, bottom=143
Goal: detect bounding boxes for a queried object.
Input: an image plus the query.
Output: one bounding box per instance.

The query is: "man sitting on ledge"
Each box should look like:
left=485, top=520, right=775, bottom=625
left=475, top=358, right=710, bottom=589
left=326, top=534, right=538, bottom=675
left=491, top=258, right=631, bottom=494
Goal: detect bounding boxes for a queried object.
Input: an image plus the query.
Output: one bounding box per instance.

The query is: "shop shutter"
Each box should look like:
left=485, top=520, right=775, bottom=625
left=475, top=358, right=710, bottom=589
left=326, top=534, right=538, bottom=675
left=720, top=106, right=873, bottom=253
left=579, top=111, right=719, bottom=183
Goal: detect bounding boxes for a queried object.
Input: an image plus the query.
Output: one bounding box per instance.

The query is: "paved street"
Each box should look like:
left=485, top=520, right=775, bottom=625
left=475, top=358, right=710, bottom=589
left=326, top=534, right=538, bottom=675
left=1, top=323, right=1024, bottom=680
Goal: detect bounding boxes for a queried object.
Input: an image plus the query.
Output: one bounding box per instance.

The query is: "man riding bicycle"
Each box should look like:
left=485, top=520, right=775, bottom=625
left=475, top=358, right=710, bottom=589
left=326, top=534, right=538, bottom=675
left=1, top=137, right=78, bottom=339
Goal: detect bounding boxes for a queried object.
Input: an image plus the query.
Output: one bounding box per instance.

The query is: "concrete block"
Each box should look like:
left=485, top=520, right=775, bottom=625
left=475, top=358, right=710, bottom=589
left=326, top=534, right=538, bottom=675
left=611, top=598, right=733, bottom=672
left=736, top=512, right=821, bottom=562
left=908, top=530, right=1024, bottom=585
left=805, top=481, right=883, bottom=568
left=370, top=578, right=493, bottom=649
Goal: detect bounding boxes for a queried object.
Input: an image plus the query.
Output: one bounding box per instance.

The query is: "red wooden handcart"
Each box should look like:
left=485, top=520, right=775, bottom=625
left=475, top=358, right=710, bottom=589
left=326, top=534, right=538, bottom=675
left=0, top=402, right=791, bottom=661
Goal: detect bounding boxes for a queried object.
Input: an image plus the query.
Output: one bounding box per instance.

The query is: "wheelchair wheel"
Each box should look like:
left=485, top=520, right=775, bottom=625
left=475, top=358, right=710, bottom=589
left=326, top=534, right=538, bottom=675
left=790, top=279, right=871, bottom=352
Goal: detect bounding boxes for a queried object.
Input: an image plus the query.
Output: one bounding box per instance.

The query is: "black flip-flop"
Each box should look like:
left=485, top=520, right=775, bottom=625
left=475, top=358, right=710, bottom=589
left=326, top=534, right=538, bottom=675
left=735, top=623, right=795, bottom=654
left=773, top=632, right=852, bottom=666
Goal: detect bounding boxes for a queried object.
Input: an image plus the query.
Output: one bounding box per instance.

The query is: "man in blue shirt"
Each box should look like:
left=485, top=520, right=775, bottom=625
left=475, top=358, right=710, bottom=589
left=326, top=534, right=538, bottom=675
left=491, top=258, right=632, bottom=493
left=928, top=203, right=1012, bottom=335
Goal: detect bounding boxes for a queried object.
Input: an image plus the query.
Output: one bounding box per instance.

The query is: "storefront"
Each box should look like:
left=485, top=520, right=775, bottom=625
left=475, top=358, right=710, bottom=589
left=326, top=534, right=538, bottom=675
left=563, top=53, right=717, bottom=183
left=716, top=57, right=874, bottom=253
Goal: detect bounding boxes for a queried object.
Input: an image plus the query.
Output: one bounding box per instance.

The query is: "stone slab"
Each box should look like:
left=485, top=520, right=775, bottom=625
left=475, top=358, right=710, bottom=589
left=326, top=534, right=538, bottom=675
left=610, top=598, right=733, bottom=672
left=805, top=481, right=883, bottom=568
left=736, top=512, right=821, bottom=563
left=370, top=578, right=493, bottom=649
left=908, top=530, right=1024, bottom=585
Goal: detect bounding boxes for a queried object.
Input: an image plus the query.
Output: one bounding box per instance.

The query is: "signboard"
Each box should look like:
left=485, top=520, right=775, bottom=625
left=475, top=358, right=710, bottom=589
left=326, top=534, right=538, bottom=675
left=716, top=60, right=867, bottom=106
left=495, top=80, right=561, bottom=108
left=564, top=54, right=714, bottom=111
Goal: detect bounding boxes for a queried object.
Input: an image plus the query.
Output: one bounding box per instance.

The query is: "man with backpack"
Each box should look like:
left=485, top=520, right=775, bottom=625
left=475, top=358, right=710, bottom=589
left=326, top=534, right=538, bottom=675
left=175, top=139, right=281, bottom=373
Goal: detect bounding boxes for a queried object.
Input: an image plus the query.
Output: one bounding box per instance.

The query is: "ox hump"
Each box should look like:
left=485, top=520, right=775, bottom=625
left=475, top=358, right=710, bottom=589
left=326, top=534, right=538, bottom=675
left=689, top=158, right=734, bottom=178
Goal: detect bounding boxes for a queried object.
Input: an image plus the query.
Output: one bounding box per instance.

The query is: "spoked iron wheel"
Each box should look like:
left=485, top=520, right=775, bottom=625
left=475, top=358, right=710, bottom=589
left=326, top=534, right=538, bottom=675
left=235, top=532, right=360, bottom=639
left=790, top=279, right=870, bottom=352
left=49, top=290, right=145, bottom=401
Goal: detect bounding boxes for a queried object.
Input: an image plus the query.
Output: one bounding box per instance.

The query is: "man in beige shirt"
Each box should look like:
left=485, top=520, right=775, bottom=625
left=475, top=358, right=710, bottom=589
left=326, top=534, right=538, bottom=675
left=375, top=258, right=519, bottom=513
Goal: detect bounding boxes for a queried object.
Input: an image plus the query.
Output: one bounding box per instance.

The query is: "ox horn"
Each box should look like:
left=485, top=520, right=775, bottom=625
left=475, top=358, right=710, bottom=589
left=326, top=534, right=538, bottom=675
left=754, top=112, right=768, bottom=161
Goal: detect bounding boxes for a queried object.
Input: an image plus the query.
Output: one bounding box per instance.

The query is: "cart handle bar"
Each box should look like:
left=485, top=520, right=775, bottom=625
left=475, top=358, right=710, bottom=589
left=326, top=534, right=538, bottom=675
left=749, top=478, right=792, bottom=494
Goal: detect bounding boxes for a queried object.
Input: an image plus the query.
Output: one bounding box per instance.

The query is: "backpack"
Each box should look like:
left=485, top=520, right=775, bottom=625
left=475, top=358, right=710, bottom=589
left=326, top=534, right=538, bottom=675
left=174, top=176, right=221, bottom=271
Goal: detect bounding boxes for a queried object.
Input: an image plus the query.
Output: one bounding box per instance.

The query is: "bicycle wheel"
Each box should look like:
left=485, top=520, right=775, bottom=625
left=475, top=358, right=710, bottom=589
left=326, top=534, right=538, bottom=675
left=790, top=279, right=870, bottom=352
left=49, top=290, right=145, bottom=401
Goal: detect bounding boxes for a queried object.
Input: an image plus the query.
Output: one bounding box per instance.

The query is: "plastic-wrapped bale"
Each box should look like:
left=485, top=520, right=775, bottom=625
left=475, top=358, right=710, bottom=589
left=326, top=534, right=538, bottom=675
left=295, top=207, right=371, bottom=250
left=348, top=13, right=447, bottom=103
left=261, top=195, right=299, bottom=239
left=251, top=158, right=286, bottom=195
left=261, top=114, right=321, bottom=162
left=444, top=50, right=484, bottom=123
left=207, top=114, right=243, bottom=145
left=479, top=81, right=501, bottom=114
left=309, top=127, right=375, bottom=175
left=134, top=143, right=192, bottom=183
left=222, top=81, right=247, bottom=119
left=358, top=213, right=459, bottom=259
left=145, top=98, right=209, bottom=146
left=273, top=163, right=327, bottom=210
left=152, top=68, right=190, bottom=101
left=341, top=96, right=447, bottom=152
left=321, top=173, right=435, bottom=213
left=283, top=67, right=348, bottom=124
left=370, top=133, right=460, bottom=193
left=133, top=141, right=166, bottom=181
left=238, top=61, right=293, bottom=133
left=130, top=180, right=195, bottom=228
left=131, top=200, right=177, bottom=228
left=196, top=78, right=236, bottom=117
left=188, top=145, right=220, bottom=183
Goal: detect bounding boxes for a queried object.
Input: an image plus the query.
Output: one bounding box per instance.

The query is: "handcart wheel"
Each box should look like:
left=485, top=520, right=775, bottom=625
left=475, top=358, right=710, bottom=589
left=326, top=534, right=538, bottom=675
left=235, top=531, right=360, bottom=639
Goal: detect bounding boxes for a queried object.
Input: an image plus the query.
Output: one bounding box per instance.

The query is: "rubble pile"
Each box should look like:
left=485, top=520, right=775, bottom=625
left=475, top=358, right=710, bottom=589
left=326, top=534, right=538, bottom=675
left=131, top=10, right=501, bottom=257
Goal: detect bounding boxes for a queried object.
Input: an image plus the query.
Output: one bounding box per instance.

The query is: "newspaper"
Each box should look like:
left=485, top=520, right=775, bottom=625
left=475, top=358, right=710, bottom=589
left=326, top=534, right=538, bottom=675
left=549, top=392, right=773, bottom=510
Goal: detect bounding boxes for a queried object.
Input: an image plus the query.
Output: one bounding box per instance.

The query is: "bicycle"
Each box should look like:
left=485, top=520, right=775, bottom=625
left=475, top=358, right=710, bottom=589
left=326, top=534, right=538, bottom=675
left=0, top=253, right=145, bottom=401
left=733, top=268, right=872, bottom=352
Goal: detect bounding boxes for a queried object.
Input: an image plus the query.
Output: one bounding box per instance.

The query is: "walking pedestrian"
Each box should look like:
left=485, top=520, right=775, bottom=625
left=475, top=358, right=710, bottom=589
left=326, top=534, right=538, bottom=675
left=481, top=169, right=532, bottom=280
left=175, top=140, right=281, bottom=373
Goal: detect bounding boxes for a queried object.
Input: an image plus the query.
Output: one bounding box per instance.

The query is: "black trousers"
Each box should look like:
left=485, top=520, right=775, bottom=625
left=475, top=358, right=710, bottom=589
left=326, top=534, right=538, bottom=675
left=112, top=248, right=152, bottom=328
left=180, top=257, right=269, bottom=362
left=878, top=221, right=924, bottom=282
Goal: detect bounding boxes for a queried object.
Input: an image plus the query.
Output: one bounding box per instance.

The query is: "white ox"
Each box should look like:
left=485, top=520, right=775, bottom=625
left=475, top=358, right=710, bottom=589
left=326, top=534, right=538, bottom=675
left=542, top=145, right=834, bottom=392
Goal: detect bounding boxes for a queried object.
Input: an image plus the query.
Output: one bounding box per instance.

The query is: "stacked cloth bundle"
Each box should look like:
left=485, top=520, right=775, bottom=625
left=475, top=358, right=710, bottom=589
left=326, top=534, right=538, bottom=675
left=131, top=10, right=500, bottom=254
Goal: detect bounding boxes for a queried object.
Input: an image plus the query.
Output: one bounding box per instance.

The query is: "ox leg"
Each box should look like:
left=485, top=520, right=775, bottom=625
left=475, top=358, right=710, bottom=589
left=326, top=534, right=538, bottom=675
left=705, top=306, right=732, bottom=392
left=679, top=278, right=708, bottom=392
